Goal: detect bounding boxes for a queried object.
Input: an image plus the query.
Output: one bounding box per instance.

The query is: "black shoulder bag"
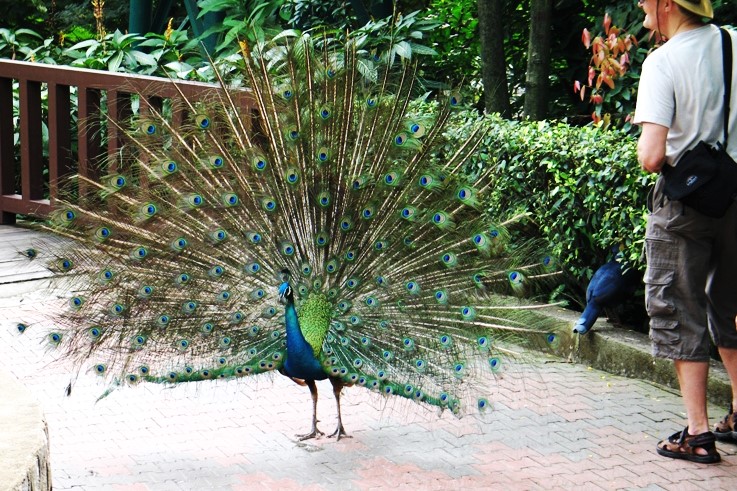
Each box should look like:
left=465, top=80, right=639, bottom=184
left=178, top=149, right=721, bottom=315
left=662, top=28, right=737, bottom=218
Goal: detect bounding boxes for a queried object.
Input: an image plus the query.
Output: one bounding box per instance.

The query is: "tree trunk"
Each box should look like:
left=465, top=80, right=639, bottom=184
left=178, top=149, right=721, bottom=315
left=477, top=0, right=510, bottom=117
left=523, top=0, right=553, bottom=120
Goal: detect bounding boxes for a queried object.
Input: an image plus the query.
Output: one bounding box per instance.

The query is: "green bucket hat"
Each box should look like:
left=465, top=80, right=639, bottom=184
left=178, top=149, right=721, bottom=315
left=672, top=0, right=714, bottom=19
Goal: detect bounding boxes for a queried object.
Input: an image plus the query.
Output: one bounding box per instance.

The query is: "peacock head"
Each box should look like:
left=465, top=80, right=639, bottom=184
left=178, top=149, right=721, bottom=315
left=278, top=269, right=294, bottom=304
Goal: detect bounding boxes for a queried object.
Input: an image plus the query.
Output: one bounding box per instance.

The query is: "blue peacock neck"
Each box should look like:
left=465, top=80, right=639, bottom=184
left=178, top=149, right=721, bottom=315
left=282, top=290, right=328, bottom=381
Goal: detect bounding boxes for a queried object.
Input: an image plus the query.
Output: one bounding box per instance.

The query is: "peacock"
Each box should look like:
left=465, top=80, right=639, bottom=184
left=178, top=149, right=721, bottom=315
left=17, top=34, right=556, bottom=440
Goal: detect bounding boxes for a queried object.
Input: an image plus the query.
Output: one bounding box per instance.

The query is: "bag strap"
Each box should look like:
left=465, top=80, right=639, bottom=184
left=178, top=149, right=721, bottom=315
left=721, top=27, right=732, bottom=147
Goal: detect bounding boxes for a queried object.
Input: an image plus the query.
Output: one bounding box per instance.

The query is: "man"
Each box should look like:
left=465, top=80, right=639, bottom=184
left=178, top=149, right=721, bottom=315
left=634, top=0, right=737, bottom=463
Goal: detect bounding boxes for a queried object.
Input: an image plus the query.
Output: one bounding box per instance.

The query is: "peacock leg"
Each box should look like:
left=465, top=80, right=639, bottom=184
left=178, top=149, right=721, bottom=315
left=328, top=377, right=351, bottom=440
left=297, top=379, right=324, bottom=440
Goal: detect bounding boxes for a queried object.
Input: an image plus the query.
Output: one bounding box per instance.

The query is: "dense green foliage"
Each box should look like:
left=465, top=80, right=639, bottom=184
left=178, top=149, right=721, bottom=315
left=440, top=111, right=652, bottom=305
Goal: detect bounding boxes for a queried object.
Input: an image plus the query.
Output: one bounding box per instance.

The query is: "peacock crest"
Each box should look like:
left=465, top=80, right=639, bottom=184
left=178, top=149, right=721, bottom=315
left=19, top=33, right=556, bottom=439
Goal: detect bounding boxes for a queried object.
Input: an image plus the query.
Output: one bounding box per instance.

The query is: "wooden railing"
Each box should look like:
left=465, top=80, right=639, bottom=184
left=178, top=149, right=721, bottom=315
left=0, top=59, right=252, bottom=224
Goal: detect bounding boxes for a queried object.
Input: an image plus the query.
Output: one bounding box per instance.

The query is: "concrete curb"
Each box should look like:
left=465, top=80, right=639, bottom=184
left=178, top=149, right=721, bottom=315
left=0, top=368, right=52, bottom=491
left=528, top=304, right=733, bottom=408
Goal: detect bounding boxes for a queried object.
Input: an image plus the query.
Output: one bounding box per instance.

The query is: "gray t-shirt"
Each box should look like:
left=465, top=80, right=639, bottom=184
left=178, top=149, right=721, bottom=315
left=634, top=24, right=737, bottom=167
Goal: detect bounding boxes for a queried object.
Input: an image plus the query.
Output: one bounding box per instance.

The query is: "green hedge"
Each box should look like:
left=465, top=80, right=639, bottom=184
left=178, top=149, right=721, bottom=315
left=442, top=112, right=654, bottom=304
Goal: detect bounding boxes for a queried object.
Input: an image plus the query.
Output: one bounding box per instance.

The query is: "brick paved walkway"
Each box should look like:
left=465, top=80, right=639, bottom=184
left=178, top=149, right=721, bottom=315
left=2, top=227, right=737, bottom=490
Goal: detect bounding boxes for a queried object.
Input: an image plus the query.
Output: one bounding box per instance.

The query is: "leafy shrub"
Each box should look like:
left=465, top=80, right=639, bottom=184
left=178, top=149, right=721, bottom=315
left=441, top=111, right=653, bottom=305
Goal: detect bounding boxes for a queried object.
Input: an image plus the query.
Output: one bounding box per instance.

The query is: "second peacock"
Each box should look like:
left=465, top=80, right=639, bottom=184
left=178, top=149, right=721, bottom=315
left=22, top=34, right=555, bottom=439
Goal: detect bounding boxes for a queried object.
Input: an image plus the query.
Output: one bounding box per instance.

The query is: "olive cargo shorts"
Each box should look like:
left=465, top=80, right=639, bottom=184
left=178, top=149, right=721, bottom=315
left=645, top=176, right=737, bottom=361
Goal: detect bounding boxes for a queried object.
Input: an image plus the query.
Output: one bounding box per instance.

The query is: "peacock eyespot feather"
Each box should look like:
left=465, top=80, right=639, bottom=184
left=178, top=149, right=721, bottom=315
left=317, top=191, right=331, bottom=207
left=69, top=296, right=85, bottom=310
left=314, top=231, right=330, bottom=247
left=170, top=237, right=188, bottom=252
left=138, top=285, right=154, bottom=298
left=285, top=168, right=299, bottom=184
left=288, top=128, right=299, bottom=140
left=48, top=332, right=62, bottom=345
left=222, top=193, right=240, bottom=207
left=157, top=314, right=170, bottom=327
left=319, top=106, right=331, bottom=119
left=546, top=333, right=560, bottom=349
left=261, top=197, right=277, bottom=212
left=161, top=160, right=178, bottom=176
left=461, top=306, right=476, bottom=320
left=489, top=357, right=501, bottom=372
left=175, top=273, right=190, bottom=285
left=16, top=323, right=27, bottom=334
left=98, top=269, right=115, bottom=282
left=140, top=122, right=157, bottom=135
left=325, top=258, right=338, bottom=273
left=453, top=362, right=466, bottom=378
left=94, top=227, right=111, bottom=241
left=403, top=338, right=415, bottom=351
left=366, top=96, right=377, bottom=108
left=201, top=322, right=214, bottom=334
left=414, top=359, right=426, bottom=372
left=441, top=252, right=458, bottom=267
left=209, top=265, right=224, bottom=277
left=405, top=281, right=421, bottom=294
left=280, top=242, right=295, bottom=256
left=250, top=288, right=265, bottom=300
left=300, top=263, right=311, bottom=276
left=246, top=232, right=262, bottom=244
left=434, top=290, right=448, bottom=304
left=339, top=217, right=354, bottom=231
left=449, top=91, right=463, bottom=107
left=374, top=240, right=388, bottom=251
left=439, top=335, right=453, bottom=348
left=409, top=122, right=426, bottom=137
left=262, top=306, right=277, bottom=318
left=477, top=398, right=490, bottom=412
left=94, top=364, right=106, bottom=375
left=220, top=336, right=232, bottom=348
left=181, top=301, right=197, bottom=314
left=177, top=339, right=190, bottom=351
left=217, top=291, right=231, bottom=302
left=252, top=156, right=268, bottom=171
left=209, top=155, right=224, bottom=168
left=393, top=133, right=407, bottom=146
left=230, top=311, right=244, bottom=323
left=344, top=250, right=356, bottom=261
left=194, top=113, right=211, bottom=129
left=245, top=262, right=261, bottom=274
left=477, top=336, right=490, bottom=350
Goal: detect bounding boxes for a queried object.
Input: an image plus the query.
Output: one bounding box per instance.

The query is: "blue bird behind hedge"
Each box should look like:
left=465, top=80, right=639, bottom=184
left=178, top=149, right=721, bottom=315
left=573, top=250, right=640, bottom=335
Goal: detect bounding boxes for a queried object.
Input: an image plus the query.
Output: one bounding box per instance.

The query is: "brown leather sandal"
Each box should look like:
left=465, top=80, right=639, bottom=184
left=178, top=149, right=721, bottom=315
left=714, top=405, right=737, bottom=443
left=656, top=427, right=721, bottom=464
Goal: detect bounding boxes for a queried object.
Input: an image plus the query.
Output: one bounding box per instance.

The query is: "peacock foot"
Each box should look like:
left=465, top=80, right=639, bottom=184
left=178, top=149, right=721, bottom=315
left=328, top=425, right=351, bottom=441
left=297, top=428, right=324, bottom=441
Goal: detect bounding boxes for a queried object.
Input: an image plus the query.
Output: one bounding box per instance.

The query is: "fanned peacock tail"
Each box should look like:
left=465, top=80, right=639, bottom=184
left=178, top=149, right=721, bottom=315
left=21, top=34, right=556, bottom=420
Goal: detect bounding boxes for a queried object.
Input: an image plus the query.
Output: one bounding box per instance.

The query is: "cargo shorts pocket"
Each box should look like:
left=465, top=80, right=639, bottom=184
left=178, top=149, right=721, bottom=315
left=644, top=266, right=676, bottom=318
left=649, top=317, right=680, bottom=346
